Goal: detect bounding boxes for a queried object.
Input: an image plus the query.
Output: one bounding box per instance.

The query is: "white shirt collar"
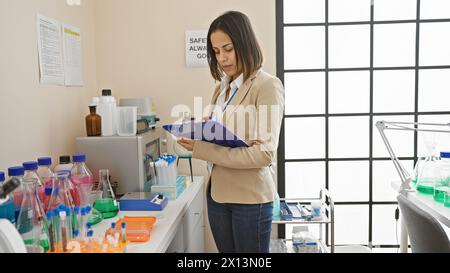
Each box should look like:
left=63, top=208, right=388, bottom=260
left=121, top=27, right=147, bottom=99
left=219, top=73, right=244, bottom=98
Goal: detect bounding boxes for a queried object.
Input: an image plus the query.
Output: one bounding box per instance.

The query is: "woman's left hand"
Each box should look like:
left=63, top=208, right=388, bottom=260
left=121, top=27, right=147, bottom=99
left=177, top=138, right=195, bottom=152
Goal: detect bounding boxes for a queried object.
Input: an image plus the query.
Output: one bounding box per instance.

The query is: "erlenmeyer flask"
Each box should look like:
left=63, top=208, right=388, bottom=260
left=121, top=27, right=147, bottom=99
left=416, top=139, right=441, bottom=194
left=93, top=169, right=118, bottom=219
left=47, top=172, right=76, bottom=212
left=16, top=178, right=49, bottom=253
left=412, top=157, right=426, bottom=185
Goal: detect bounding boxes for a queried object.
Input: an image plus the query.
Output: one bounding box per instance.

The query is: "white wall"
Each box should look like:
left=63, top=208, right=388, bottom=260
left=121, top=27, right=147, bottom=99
left=0, top=0, right=98, bottom=170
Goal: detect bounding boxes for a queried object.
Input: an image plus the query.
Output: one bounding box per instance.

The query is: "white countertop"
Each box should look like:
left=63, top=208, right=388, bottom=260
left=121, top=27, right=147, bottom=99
left=92, top=176, right=204, bottom=253
left=391, top=181, right=450, bottom=227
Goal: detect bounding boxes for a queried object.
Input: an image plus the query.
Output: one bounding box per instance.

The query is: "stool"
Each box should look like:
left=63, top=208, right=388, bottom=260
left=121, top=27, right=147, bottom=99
left=177, top=154, right=194, bottom=182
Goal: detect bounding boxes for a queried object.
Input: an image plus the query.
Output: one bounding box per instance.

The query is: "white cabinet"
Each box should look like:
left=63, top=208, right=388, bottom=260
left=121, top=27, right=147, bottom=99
left=167, top=181, right=205, bottom=253
left=183, top=188, right=205, bottom=253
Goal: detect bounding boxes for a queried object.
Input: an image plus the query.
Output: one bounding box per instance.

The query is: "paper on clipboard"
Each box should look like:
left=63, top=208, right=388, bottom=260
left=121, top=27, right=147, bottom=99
left=163, top=120, right=249, bottom=148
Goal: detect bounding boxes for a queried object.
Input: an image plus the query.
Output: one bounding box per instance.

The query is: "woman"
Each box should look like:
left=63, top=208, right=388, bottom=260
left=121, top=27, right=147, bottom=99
left=178, top=11, right=284, bottom=253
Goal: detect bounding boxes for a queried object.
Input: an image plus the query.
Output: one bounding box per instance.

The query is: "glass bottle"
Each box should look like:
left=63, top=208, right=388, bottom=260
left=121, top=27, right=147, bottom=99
left=54, top=156, right=73, bottom=173
left=47, top=172, right=76, bottom=212
left=71, top=154, right=93, bottom=208
left=37, top=157, right=54, bottom=188
left=9, top=166, right=25, bottom=222
left=16, top=178, right=49, bottom=253
left=23, top=161, right=45, bottom=212
left=0, top=171, right=16, bottom=225
left=86, top=105, right=102, bottom=137
left=93, top=169, right=119, bottom=219
left=416, top=140, right=441, bottom=194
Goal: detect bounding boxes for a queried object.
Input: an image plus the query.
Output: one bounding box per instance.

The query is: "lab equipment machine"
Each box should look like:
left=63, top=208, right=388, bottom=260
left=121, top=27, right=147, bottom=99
left=76, top=128, right=168, bottom=194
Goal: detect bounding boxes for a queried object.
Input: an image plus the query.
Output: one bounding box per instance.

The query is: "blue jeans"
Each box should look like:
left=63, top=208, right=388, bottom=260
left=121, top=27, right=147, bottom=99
left=207, top=190, right=273, bottom=253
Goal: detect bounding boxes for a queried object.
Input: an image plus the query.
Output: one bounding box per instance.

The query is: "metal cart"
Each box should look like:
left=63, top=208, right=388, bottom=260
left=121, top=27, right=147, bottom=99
left=272, top=189, right=335, bottom=253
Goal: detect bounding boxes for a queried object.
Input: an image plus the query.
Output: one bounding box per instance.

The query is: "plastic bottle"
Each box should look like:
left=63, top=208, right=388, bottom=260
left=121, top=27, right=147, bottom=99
left=37, top=157, right=54, bottom=188
left=71, top=154, right=93, bottom=208
left=54, top=156, right=73, bottom=173
left=8, top=166, right=25, bottom=221
left=97, top=89, right=117, bottom=136
left=0, top=171, right=16, bottom=225
left=85, top=105, right=102, bottom=137
left=16, top=178, right=48, bottom=253
left=94, top=169, right=118, bottom=219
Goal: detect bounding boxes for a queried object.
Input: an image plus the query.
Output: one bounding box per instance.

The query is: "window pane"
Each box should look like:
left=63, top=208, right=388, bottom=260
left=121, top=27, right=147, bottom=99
left=285, top=72, right=325, bottom=115
left=329, top=71, right=370, bottom=114
left=374, top=23, right=416, bottom=67
left=421, top=0, right=450, bottom=19
left=329, top=25, right=370, bottom=68
left=374, top=0, right=417, bottom=21
left=373, top=160, right=414, bottom=202
left=420, top=23, right=450, bottom=66
left=285, top=162, right=326, bottom=199
left=329, top=0, right=371, bottom=22
left=372, top=205, right=398, bottom=245
left=329, top=116, right=370, bottom=158
left=285, top=117, right=325, bottom=159
left=284, top=26, right=325, bottom=69
left=373, top=115, right=415, bottom=158
left=331, top=205, right=369, bottom=245
left=329, top=161, right=369, bottom=202
left=373, top=70, right=415, bottom=113
left=284, top=0, right=325, bottom=24
left=419, top=69, right=450, bottom=112
left=417, top=115, right=450, bottom=157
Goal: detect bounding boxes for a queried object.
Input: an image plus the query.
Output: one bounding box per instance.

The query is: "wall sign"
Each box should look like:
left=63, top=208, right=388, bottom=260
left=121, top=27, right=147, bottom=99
left=185, top=30, right=208, bottom=68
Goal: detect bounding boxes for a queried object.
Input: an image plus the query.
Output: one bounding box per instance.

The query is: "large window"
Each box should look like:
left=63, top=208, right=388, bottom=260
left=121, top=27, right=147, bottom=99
left=277, top=0, right=450, bottom=251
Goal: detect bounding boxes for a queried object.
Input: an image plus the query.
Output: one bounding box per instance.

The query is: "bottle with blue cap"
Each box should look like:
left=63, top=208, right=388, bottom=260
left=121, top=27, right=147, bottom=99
left=70, top=153, right=93, bottom=208
left=16, top=177, right=47, bottom=253
left=437, top=152, right=450, bottom=205
left=0, top=171, right=16, bottom=225
left=23, top=161, right=45, bottom=214
left=8, top=166, right=25, bottom=221
left=37, top=157, right=54, bottom=188
left=47, top=171, right=76, bottom=212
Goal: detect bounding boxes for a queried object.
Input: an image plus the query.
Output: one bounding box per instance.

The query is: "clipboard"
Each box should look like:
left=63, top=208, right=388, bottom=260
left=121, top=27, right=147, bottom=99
left=163, top=120, right=249, bottom=148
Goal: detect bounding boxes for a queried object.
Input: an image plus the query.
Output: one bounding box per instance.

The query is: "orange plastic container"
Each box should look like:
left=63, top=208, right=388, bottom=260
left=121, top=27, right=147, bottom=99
left=115, top=216, right=156, bottom=243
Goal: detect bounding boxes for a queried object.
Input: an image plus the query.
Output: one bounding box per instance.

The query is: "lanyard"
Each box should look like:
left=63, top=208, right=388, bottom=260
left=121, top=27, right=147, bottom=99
left=223, top=87, right=238, bottom=112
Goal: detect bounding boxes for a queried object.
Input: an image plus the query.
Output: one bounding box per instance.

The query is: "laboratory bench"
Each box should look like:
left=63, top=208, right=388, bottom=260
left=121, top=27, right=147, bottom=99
left=92, top=176, right=205, bottom=253
left=392, top=180, right=450, bottom=253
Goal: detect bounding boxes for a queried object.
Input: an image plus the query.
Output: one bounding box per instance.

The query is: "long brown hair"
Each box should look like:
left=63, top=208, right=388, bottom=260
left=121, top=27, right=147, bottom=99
left=207, top=11, right=263, bottom=82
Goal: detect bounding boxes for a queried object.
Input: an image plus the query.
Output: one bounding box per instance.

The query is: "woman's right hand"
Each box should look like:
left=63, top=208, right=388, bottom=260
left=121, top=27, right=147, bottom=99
left=202, top=116, right=211, bottom=121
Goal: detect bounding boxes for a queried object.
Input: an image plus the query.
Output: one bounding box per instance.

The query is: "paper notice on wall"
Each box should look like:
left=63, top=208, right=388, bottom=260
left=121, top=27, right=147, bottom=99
left=37, top=14, right=65, bottom=85
left=186, top=30, right=208, bottom=68
left=62, top=24, right=83, bottom=86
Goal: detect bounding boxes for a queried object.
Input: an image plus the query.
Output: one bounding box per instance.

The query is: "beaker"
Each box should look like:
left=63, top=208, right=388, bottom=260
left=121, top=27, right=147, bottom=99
left=16, top=178, right=49, bottom=253
left=93, top=169, right=118, bottom=219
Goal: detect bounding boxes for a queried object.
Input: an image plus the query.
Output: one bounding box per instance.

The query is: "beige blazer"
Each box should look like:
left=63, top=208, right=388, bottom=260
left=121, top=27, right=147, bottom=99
left=192, top=69, right=285, bottom=204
